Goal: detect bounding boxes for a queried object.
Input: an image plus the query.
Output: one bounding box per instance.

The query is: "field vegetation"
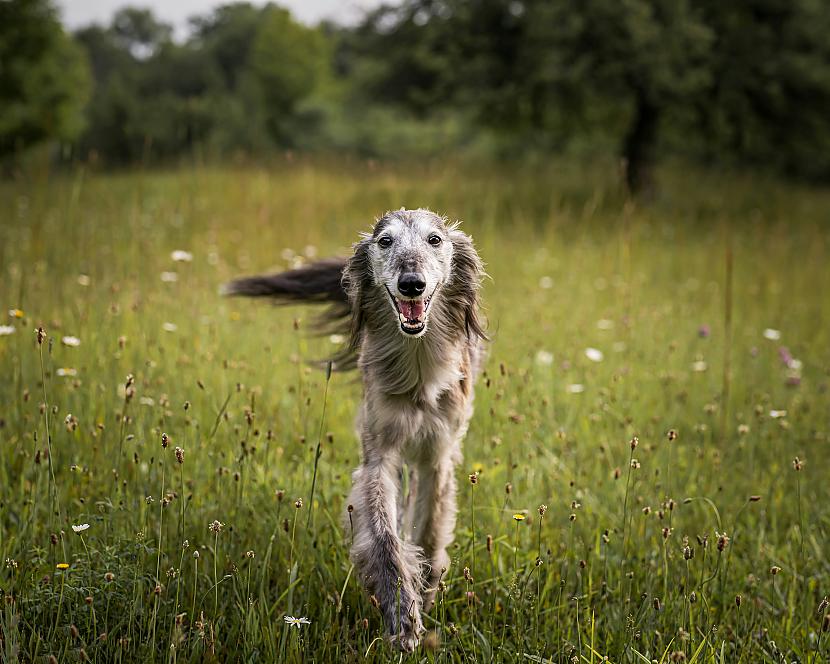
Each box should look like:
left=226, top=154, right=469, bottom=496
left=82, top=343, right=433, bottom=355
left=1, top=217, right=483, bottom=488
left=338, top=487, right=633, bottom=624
left=0, top=159, right=828, bottom=662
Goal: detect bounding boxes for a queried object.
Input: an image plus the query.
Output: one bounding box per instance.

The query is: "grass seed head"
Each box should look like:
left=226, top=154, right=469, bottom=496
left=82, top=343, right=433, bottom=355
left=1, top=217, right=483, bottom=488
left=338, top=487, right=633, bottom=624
left=175, top=446, right=184, bottom=464
left=36, top=327, right=46, bottom=345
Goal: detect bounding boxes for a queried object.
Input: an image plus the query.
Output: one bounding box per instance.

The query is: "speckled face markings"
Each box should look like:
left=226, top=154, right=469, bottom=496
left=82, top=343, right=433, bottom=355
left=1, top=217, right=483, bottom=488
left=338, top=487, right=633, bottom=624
left=367, top=209, right=454, bottom=338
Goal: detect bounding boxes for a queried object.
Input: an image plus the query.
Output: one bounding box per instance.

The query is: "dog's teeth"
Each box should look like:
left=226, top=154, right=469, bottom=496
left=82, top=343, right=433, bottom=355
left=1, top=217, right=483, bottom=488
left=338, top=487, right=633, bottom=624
left=399, top=313, right=407, bottom=324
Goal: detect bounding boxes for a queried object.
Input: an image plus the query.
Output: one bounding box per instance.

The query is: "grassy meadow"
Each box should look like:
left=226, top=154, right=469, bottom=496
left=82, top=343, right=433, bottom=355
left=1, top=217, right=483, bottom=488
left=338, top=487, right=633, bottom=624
left=0, top=159, right=829, bottom=662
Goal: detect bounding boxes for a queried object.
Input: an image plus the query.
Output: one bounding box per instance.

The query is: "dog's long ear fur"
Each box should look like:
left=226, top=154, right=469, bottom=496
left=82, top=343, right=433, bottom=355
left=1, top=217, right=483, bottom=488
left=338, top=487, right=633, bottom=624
left=447, top=228, right=488, bottom=342
left=340, top=236, right=374, bottom=365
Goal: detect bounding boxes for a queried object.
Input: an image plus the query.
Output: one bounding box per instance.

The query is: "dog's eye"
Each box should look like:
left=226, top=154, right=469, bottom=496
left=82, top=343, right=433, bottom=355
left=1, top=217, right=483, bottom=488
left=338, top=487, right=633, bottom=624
left=427, top=234, right=442, bottom=246
left=378, top=236, right=393, bottom=249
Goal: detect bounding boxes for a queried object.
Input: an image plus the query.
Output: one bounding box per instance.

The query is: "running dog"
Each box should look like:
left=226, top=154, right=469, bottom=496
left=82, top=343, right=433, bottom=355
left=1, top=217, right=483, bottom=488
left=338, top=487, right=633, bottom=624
left=224, top=208, right=486, bottom=651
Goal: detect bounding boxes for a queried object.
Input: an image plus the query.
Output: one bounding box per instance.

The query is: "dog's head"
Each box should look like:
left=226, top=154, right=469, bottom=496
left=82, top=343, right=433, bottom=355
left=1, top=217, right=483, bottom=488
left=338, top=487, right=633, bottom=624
left=344, top=209, right=486, bottom=341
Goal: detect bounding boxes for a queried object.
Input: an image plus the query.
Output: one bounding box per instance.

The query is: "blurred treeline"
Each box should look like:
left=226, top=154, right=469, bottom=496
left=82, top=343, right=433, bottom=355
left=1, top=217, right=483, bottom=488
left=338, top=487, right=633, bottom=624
left=3, top=0, right=830, bottom=192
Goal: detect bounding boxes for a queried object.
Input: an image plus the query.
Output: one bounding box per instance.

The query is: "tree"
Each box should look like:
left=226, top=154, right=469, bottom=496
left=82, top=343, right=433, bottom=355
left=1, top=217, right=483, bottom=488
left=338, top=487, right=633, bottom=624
left=249, top=6, right=329, bottom=143
left=0, top=0, right=91, bottom=159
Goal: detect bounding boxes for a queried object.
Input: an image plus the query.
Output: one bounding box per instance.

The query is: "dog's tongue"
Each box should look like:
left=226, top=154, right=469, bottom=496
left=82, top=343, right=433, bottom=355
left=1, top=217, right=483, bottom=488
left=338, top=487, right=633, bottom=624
left=399, top=300, right=424, bottom=320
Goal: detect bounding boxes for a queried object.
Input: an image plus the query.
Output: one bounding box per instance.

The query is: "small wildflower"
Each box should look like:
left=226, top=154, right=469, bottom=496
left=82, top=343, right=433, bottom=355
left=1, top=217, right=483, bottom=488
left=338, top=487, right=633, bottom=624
left=630, top=459, right=640, bottom=469
left=566, top=383, right=585, bottom=393
left=61, top=336, right=81, bottom=347
left=0, top=325, right=14, bottom=336
left=770, top=566, right=781, bottom=576
left=769, top=409, right=787, bottom=419
left=792, top=457, right=803, bottom=471
left=735, top=594, right=742, bottom=608
left=737, top=424, right=750, bottom=435
left=9, top=309, right=24, bottom=319
left=468, top=472, right=478, bottom=484
left=763, top=328, right=781, bottom=341
left=56, top=367, right=77, bottom=377
left=717, top=533, right=730, bottom=552
left=161, top=432, right=169, bottom=449
left=36, top=327, right=46, bottom=344
left=513, top=513, right=525, bottom=521
left=175, top=446, right=184, bottom=464
left=245, top=550, right=255, bottom=559
left=538, top=504, right=548, bottom=516
left=630, top=436, right=639, bottom=450
left=208, top=520, right=224, bottom=534
left=56, top=563, right=70, bottom=570
left=585, top=347, right=604, bottom=362
left=72, top=524, right=90, bottom=533
left=105, top=572, right=115, bottom=582
left=171, top=250, right=193, bottom=262
left=667, top=429, right=677, bottom=441
left=294, top=498, right=303, bottom=509
left=535, top=350, right=554, bottom=366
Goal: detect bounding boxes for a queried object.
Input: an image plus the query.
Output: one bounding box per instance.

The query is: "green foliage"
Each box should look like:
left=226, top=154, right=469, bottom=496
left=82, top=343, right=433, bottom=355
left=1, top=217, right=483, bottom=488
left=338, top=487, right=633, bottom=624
left=350, top=0, right=830, bottom=189
left=0, top=0, right=90, bottom=158
left=0, top=161, right=829, bottom=662
left=250, top=7, right=329, bottom=144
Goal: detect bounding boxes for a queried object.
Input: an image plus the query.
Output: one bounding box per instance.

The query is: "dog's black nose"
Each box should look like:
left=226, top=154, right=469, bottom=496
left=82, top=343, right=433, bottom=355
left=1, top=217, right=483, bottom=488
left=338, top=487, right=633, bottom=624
left=398, top=273, right=426, bottom=297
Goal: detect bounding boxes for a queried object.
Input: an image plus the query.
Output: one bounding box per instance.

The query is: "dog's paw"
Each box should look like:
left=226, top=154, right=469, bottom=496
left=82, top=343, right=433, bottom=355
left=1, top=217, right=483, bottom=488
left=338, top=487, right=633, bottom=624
left=394, top=630, right=420, bottom=653
left=389, top=611, right=424, bottom=652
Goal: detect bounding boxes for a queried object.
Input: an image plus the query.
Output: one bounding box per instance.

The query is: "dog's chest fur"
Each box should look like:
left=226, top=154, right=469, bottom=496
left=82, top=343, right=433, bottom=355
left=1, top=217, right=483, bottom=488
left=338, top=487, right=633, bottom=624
left=358, top=326, right=477, bottom=457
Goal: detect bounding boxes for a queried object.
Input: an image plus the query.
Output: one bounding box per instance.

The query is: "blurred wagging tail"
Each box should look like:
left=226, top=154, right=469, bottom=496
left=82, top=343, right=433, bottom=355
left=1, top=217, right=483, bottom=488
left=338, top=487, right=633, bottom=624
left=224, top=209, right=487, bottom=651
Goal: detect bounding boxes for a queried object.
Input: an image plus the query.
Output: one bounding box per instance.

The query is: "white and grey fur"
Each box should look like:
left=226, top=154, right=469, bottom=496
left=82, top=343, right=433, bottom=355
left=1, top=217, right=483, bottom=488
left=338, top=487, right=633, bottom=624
left=224, top=208, right=486, bottom=651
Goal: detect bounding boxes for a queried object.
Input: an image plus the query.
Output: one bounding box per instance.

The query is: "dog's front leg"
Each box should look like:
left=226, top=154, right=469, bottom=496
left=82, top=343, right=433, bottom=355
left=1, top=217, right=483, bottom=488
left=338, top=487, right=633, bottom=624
left=411, top=445, right=459, bottom=613
left=349, top=450, right=424, bottom=651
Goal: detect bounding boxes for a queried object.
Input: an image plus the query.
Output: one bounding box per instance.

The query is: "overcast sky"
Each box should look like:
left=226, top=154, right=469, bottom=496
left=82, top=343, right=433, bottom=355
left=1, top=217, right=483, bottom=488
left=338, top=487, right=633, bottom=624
left=58, top=0, right=386, bottom=35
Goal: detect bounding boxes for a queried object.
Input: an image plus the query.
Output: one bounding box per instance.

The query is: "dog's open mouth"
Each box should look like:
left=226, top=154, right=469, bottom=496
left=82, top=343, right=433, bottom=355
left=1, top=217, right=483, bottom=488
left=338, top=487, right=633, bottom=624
left=386, top=286, right=432, bottom=335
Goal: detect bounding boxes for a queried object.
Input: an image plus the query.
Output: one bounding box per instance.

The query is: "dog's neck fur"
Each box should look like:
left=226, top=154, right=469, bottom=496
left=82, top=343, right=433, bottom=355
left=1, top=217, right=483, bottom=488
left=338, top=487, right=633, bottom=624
left=358, top=291, right=468, bottom=404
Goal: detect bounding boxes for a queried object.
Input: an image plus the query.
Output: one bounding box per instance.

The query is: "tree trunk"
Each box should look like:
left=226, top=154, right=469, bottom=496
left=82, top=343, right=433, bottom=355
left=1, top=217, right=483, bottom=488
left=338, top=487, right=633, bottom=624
left=622, top=91, right=659, bottom=197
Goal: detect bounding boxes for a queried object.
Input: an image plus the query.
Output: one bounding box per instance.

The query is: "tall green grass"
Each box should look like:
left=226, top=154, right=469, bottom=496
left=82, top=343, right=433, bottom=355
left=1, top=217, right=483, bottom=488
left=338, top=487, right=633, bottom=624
left=0, top=158, right=828, bottom=662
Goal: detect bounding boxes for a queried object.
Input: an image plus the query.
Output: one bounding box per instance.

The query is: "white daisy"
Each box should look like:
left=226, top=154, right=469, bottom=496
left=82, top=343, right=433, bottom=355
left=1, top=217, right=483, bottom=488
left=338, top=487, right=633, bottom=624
left=61, top=336, right=81, bottom=347
left=72, top=524, right=90, bottom=533
left=171, top=250, right=193, bottom=262
left=585, top=348, right=604, bottom=362
left=769, top=410, right=787, bottom=419
left=535, top=350, right=554, bottom=366
left=56, top=368, right=78, bottom=377
left=763, top=328, right=781, bottom=341
left=0, top=325, right=15, bottom=336
left=284, top=615, right=311, bottom=629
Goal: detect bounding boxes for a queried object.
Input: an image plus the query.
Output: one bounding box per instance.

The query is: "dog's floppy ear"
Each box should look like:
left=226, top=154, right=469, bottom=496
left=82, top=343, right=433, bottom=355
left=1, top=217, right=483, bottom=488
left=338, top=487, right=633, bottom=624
left=448, top=227, right=488, bottom=342
left=342, top=236, right=374, bottom=356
